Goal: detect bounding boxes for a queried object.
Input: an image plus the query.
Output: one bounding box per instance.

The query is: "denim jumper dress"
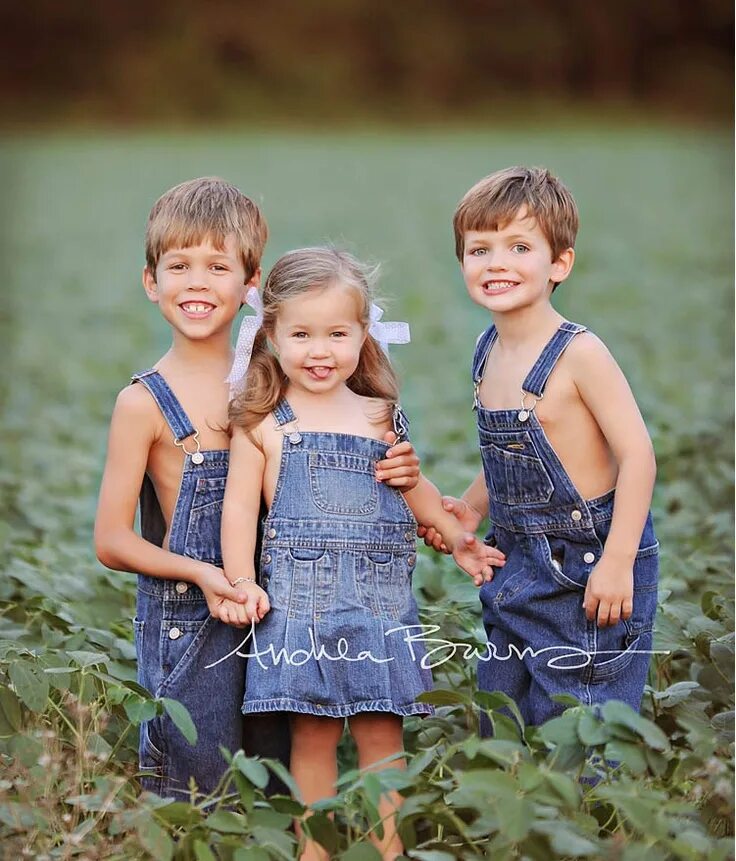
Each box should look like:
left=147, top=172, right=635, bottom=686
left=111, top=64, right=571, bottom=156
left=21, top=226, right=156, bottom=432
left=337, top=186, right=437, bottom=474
left=242, top=399, right=434, bottom=719
left=131, top=370, right=289, bottom=797
left=472, top=323, right=659, bottom=729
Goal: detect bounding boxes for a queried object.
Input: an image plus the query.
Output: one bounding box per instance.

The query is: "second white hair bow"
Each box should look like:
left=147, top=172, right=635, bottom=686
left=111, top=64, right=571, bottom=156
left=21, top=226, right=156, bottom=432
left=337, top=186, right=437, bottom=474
left=368, top=304, right=410, bottom=354
left=226, top=286, right=263, bottom=399
left=225, top=290, right=411, bottom=399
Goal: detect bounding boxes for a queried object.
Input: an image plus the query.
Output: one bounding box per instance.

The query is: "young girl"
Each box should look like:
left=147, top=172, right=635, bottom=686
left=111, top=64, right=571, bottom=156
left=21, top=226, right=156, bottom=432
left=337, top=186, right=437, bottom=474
left=220, top=247, right=505, bottom=860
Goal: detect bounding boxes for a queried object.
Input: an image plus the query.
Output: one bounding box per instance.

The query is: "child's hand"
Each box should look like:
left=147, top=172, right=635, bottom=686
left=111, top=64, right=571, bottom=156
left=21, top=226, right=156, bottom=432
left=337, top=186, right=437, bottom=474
left=217, top=597, right=251, bottom=628
left=235, top=581, right=271, bottom=623
left=217, top=582, right=270, bottom=626
left=418, top=496, right=484, bottom=553
left=451, top=533, right=505, bottom=586
left=583, top=555, right=634, bottom=627
left=195, top=563, right=248, bottom=616
left=375, top=432, right=420, bottom=490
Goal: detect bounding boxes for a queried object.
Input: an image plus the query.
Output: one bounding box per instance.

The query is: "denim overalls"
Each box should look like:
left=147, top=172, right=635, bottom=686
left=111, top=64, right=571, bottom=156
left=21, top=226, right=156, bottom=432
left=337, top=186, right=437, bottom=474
left=242, top=399, right=434, bottom=719
left=131, top=370, right=289, bottom=797
left=472, top=323, right=659, bottom=729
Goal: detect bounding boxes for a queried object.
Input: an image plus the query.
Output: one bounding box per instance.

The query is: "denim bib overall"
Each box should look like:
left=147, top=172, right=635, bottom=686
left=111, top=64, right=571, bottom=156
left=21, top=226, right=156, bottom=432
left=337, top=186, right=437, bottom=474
left=242, top=399, right=434, bottom=719
left=131, top=369, right=248, bottom=797
left=472, top=323, right=659, bottom=728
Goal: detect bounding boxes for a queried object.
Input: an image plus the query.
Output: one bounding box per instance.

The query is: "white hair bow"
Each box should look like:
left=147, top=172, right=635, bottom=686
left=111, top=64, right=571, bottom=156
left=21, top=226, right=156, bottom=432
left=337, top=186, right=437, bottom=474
left=368, top=304, right=410, bottom=354
left=226, top=286, right=263, bottom=399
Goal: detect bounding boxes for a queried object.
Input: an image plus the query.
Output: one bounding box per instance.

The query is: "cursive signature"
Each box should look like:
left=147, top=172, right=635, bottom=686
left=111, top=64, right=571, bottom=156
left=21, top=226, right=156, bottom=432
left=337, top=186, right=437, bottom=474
left=204, top=622, right=669, bottom=671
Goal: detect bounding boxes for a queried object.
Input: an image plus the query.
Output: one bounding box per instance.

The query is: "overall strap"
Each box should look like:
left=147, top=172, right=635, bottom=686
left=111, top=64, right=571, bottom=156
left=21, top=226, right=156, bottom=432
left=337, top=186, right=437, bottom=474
left=472, top=325, right=498, bottom=383
left=391, top=404, right=410, bottom=442
left=472, top=325, right=498, bottom=408
left=131, top=369, right=197, bottom=443
left=521, top=321, right=587, bottom=397
left=273, top=398, right=298, bottom=427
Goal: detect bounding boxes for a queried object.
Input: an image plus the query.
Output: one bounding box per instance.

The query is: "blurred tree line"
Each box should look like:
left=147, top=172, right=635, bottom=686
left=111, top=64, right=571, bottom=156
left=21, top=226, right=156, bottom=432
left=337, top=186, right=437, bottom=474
left=2, top=0, right=731, bottom=124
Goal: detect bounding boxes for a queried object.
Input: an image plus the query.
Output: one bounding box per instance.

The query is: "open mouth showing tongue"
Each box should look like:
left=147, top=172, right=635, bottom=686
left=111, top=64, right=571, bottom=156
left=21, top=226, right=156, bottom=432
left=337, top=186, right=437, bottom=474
left=306, top=367, right=333, bottom=380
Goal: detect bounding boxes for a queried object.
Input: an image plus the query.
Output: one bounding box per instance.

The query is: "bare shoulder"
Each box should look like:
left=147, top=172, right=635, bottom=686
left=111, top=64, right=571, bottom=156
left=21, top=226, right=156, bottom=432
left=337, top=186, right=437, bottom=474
left=360, top=395, right=394, bottom=431
left=232, top=414, right=272, bottom=454
left=564, top=331, right=629, bottom=392
left=565, top=331, right=619, bottom=371
left=110, top=383, right=162, bottom=439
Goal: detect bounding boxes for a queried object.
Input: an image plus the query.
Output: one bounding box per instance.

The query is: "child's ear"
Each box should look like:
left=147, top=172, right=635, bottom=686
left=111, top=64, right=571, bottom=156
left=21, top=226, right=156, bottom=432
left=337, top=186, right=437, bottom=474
left=142, top=266, right=159, bottom=303
left=550, top=247, right=575, bottom=287
left=240, top=266, right=262, bottom=306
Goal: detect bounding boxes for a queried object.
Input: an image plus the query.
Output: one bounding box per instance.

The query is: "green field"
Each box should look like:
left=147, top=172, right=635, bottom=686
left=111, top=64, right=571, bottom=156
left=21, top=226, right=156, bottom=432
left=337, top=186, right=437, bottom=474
left=1, top=127, right=733, bottom=858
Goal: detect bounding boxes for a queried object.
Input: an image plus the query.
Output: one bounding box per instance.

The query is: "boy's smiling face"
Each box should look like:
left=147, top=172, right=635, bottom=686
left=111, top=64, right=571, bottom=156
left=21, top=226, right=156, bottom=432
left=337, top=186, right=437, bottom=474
left=461, top=208, right=574, bottom=316
left=143, top=233, right=257, bottom=341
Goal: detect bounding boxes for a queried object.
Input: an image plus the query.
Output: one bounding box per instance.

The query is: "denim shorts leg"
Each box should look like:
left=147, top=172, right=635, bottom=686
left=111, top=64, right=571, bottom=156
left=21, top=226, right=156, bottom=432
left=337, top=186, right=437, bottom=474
left=135, top=581, right=247, bottom=798
left=523, top=522, right=659, bottom=725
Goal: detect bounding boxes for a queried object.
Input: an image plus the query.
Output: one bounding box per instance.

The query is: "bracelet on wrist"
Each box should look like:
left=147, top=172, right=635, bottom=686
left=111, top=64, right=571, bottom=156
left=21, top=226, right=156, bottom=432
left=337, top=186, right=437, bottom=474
left=462, top=499, right=484, bottom=519
left=230, top=576, right=256, bottom=587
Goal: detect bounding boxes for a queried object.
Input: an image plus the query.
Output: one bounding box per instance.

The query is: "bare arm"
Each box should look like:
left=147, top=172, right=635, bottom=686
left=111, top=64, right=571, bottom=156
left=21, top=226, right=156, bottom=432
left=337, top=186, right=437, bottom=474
left=403, top=475, right=505, bottom=584
left=571, top=335, right=657, bottom=626
left=94, top=386, right=246, bottom=614
left=417, top=468, right=490, bottom=552
left=221, top=427, right=270, bottom=622
left=459, top=469, right=490, bottom=522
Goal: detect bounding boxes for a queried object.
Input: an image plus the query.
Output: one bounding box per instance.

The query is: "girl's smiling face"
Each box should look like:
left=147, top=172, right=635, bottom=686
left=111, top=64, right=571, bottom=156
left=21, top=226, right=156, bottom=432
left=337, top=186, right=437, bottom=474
left=461, top=208, right=574, bottom=316
left=271, top=282, right=367, bottom=395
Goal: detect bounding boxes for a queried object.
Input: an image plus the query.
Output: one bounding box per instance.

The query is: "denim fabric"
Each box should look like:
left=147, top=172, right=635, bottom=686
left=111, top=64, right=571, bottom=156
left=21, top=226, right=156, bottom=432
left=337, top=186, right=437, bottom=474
left=472, top=324, right=659, bottom=730
left=131, top=370, right=289, bottom=798
left=242, top=399, right=434, bottom=719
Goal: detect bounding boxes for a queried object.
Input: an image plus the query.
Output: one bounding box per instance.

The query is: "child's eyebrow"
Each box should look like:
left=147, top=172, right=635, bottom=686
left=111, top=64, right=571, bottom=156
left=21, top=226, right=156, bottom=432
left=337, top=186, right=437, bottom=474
left=285, top=321, right=354, bottom=330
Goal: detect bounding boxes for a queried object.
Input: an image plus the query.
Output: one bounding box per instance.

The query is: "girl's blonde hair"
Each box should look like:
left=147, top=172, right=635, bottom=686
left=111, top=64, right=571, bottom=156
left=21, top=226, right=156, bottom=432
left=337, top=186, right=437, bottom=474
left=229, top=247, right=400, bottom=433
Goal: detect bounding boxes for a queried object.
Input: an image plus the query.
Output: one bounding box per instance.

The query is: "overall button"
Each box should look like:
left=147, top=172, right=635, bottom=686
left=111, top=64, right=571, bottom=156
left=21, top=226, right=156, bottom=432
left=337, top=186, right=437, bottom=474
left=168, top=627, right=182, bottom=640
left=263, top=553, right=272, bottom=564
left=583, top=552, right=596, bottom=564
left=407, top=555, right=416, bottom=567
left=571, top=509, right=583, bottom=522
left=267, top=528, right=277, bottom=539
left=175, top=582, right=188, bottom=594
left=404, top=530, right=414, bottom=541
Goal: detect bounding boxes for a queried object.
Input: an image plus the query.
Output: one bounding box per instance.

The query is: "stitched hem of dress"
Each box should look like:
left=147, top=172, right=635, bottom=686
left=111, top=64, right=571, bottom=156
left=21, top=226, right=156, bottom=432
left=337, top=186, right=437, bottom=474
left=242, top=698, right=434, bottom=718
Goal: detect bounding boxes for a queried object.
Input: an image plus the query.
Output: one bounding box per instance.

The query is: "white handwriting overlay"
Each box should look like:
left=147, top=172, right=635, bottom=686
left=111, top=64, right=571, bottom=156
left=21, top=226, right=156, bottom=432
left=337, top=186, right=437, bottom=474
left=204, top=623, right=669, bottom=671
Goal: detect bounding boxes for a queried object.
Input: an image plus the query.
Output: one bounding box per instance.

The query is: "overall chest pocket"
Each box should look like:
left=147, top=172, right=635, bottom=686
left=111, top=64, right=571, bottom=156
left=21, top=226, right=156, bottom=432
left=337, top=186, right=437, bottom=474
left=309, top=451, right=378, bottom=516
left=184, top=476, right=227, bottom=564
left=479, top=430, right=554, bottom=506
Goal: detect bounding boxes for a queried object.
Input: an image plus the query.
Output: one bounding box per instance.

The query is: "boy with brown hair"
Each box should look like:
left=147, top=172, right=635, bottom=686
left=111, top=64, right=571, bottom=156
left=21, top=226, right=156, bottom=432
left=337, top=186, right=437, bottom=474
left=428, top=166, right=659, bottom=728
left=94, top=177, right=420, bottom=797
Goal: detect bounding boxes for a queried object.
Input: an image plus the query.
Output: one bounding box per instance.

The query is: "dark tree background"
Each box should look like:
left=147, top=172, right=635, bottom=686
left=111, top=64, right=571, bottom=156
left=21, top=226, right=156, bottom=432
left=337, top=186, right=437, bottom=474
left=2, top=0, right=731, bottom=124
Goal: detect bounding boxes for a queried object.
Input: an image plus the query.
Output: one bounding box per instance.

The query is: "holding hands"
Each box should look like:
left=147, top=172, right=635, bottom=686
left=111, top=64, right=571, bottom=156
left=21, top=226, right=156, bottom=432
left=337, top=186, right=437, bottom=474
left=402, top=477, right=505, bottom=587
left=451, top=532, right=505, bottom=586
left=196, top=563, right=270, bottom=627
left=418, top=495, right=484, bottom=552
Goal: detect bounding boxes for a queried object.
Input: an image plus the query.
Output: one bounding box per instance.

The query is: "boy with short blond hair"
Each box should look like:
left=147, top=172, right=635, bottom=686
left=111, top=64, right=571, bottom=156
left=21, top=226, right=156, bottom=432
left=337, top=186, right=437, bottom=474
left=440, top=166, right=659, bottom=728
left=95, top=177, right=420, bottom=796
